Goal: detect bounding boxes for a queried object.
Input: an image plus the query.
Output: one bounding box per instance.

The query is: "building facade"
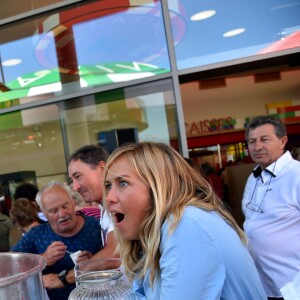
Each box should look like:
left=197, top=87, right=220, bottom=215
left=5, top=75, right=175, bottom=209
left=1, top=0, right=300, bottom=221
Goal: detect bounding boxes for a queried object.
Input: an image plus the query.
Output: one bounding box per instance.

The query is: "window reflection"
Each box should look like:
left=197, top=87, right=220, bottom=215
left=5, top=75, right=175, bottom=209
left=0, top=105, right=66, bottom=184
left=63, top=80, right=178, bottom=154
left=169, top=0, right=300, bottom=69
left=0, top=1, right=170, bottom=108
left=0, top=79, right=178, bottom=185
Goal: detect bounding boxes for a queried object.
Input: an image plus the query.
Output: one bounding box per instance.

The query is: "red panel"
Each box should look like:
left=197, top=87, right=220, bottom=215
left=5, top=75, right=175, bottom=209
left=286, top=123, right=300, bottom=135
left=187, top=130, right=246, bottom=148
left=277, top=105, right=300, bottom=113
left=173, top=123, right=300, bottom=149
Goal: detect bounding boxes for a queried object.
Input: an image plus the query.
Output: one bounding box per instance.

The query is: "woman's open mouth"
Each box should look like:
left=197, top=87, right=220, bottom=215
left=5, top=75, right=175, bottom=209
left=113, top=213, right=125, bottom=224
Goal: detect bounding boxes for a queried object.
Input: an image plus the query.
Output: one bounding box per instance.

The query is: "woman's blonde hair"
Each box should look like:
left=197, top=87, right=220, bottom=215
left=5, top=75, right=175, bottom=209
left=103, top=141, right=246, bottom=285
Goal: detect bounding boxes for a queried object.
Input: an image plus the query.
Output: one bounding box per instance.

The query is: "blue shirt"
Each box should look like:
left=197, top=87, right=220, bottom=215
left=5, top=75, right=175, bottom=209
left=133, top=206, right=267, bottom=300
left=12, top=215, right=103, bottom=300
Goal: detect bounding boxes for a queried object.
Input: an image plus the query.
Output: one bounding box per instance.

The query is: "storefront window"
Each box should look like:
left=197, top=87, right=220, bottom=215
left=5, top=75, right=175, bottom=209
left=0, top=105, right=66, bottom=186
left=63, top=79, right=178, bottom=155
left=181, top=66, right=300, bottom=153
left=0, top=79, right=178, bottom=189
left=0, top=1, right=170, bottom=109
left=168, top=0, right=300, bottom=70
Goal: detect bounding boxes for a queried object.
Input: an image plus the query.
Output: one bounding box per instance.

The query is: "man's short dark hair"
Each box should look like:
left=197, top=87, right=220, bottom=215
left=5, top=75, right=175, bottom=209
left=68, top=144, right=109, bottom=167
left=14, top=182, right=39, bottom=202
left=245, top=115, right=287, bottom=142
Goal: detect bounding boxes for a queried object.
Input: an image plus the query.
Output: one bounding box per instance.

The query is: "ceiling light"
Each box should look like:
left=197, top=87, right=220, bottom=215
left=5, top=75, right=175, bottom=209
left=190, top=10, right=216, bottom=21
left=2, top=58, right=22, bottom=66
left=223, top=28, right=246, bottom=37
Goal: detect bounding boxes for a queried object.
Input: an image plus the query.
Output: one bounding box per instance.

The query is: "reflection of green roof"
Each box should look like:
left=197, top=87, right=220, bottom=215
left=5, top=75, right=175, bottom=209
left=8, top=69, right=59, bottom=89
left=0, top=62, right=169, bottom=104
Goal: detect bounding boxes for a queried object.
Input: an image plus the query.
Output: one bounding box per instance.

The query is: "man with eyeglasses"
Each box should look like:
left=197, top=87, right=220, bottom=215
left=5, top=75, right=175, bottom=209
left=242, top=115, right=300, bottom=300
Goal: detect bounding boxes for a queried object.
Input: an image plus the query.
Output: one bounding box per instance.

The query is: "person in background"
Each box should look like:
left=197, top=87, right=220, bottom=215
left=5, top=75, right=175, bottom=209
left=183, top=157, right=198, bottom=169
left=103, top=141, right=267, bottom=299
left=0, top=210, right=14, bottom=252
left=14, top=182, right=47, bottom=221
left=9, top=197, right=48, bottom=300
left=72, top=189, right=101, bottom=220
left=14, top=182, right=39, bottom=202
left=200, top=162, right=224, bottom=200
left=219, top=160, right=234, bottom=207
left=68, top=144, right=118, bottom=258
left=242, top=115, right=300, bottom=300
left=11, top=181, right=103, bottom=300
left=10, top=197, right=46, bottom=234
left=291, top=146, right=300, bottom=161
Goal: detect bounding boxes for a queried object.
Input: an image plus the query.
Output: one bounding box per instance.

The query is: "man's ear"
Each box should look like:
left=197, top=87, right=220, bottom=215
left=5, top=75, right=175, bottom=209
left=98, top=161, right=106, bottom=170
left=280, top=135, right=288, bottom=150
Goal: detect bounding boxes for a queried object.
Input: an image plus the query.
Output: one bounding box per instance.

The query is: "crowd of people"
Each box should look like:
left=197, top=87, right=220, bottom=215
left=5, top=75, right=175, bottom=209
left=1, top=114, right=299, bottom=299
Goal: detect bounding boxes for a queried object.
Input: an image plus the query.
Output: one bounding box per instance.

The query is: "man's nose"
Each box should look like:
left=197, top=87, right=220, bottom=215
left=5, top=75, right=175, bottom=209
left=58, top=207, right=68, bottom=217
left=72, top=181, right=80, bottom=191
left=254, top=141, right=263, bottom=150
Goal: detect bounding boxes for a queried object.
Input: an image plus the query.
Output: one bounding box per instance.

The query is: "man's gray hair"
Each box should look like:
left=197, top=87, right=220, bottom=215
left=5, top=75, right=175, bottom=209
left=36, top=180, right=73, bottom=209
left=245, top=115, right=287, bottom=142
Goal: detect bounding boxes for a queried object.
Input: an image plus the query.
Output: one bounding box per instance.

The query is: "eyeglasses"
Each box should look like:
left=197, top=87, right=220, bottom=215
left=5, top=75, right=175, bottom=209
left=246, top=161, right=276, bottom=213
left=246, top=176, right=273, bottom=213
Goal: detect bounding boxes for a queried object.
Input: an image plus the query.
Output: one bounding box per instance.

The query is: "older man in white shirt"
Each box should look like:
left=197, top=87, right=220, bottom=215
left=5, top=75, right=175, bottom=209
left=242, top=115, right=300, bottom=300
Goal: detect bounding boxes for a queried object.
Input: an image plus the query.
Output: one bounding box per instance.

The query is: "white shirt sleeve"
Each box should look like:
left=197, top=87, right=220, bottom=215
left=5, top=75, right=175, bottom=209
left=99, top=205, right=114, bottom=246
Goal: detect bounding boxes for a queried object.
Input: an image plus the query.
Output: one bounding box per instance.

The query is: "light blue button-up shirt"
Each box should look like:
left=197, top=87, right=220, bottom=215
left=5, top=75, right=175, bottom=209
left=133, top=206, right=266, bottom=299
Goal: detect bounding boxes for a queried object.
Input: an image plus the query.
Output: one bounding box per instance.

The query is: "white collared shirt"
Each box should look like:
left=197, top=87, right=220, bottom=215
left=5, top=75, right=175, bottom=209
left=99, top=204, right=114, bottom=246
left=242, top=151, right=300, bottom=297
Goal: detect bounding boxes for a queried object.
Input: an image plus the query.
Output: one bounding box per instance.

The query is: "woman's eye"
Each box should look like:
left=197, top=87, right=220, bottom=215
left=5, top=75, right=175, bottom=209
left=119, top=180, right=128, bottom=187
left=105, top=183, right=112, bottom=190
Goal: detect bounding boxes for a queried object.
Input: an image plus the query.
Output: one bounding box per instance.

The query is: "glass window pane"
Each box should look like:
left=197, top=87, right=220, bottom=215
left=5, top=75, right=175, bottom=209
left=0, top=1, right=170, bottom=109
left=0, top=78, right=178, bottom=193
left=63, top=79, right=178, bottom=155
left=0, top=105, right=67, bottom=185
left=0, top=78, right=179, bottom=218
left=169, top=0, right=300, bottom=70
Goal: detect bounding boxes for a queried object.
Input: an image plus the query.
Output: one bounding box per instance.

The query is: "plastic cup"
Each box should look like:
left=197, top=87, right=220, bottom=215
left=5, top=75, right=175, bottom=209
left=70, top=251, right=81, bottom=265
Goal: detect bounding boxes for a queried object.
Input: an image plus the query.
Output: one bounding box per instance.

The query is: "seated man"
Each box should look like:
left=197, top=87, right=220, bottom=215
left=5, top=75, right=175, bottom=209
left=11, top=181, right=103, bottom=300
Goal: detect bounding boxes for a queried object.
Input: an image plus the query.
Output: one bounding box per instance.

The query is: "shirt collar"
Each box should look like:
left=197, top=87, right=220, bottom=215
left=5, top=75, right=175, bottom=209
left=252, top=151, right=292, bottom=178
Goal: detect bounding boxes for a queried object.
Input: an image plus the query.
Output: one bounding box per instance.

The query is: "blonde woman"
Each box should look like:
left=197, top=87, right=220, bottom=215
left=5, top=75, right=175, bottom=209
left=103, top=141, right=267, bottom=300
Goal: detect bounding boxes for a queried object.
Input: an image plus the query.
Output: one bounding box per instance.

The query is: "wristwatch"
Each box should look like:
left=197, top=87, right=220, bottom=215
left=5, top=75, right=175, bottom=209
left=58, top=269, right=69, bottom=286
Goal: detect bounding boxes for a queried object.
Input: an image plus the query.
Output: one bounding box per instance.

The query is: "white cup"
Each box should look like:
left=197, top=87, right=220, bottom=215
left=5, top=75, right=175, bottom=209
left=70, top=251, right=81, bottom=265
